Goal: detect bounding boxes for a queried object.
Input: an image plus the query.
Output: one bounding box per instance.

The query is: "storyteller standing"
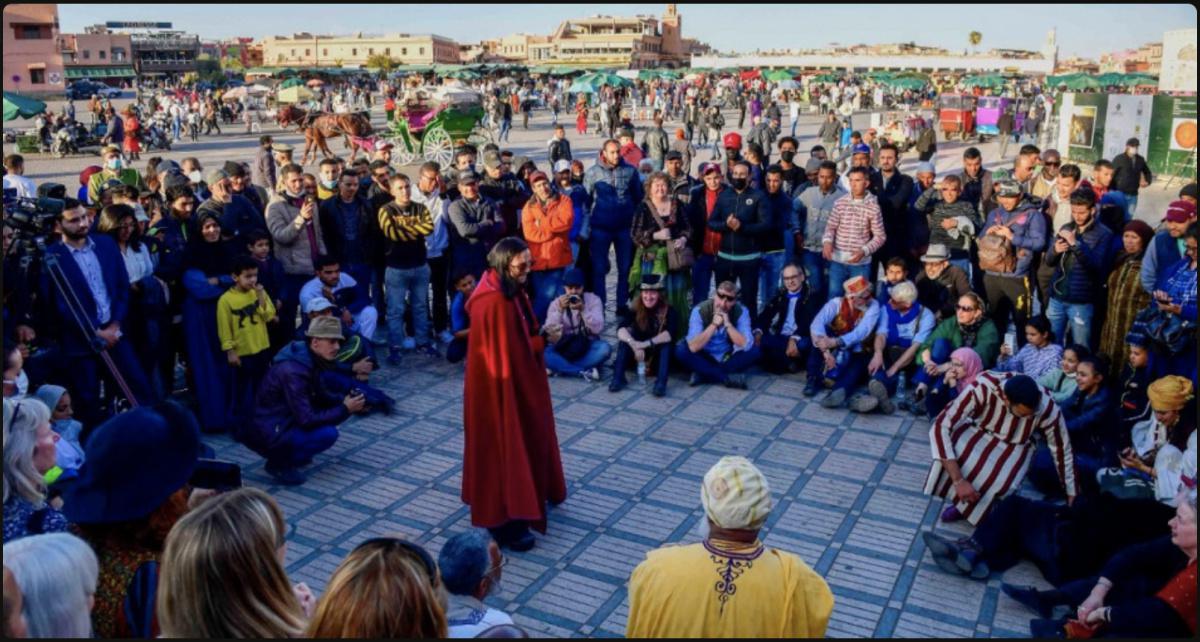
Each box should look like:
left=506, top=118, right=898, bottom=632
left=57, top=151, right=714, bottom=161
left=462, top=237, right=567, bottom=552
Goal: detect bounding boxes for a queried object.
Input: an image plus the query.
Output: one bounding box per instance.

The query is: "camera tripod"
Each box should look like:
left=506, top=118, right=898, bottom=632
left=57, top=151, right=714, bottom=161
left=10, top=234, right=141, bottom=409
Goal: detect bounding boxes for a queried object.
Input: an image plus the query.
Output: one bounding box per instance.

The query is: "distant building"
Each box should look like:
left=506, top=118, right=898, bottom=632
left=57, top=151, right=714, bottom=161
left=60, top=29, right=135, bottom=86
left=466, top=4, right=709, bottom=69
left=260, top=32, right=459, bottom=67
left=2, top=3, right=66, bottom=96
left=1056, top=56, right=1100, bottom=75
left=1100, top=41, right=1163, bottom=74
left=694, top=30, right=1058, bottom=76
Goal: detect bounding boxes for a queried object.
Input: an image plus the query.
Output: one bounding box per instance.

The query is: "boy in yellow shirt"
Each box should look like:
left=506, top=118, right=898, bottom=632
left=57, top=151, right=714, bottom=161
left=217, top=255, right=278, bottom=425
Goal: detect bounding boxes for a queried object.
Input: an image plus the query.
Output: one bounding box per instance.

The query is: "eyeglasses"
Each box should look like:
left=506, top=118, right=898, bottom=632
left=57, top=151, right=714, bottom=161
left=781, top=274, right=802, bottom=281
left=1042, top=161, right=1061, bottom=167
left=957, top=305, right=978, bottom=312
left=488, top=552, right=509, bottom=575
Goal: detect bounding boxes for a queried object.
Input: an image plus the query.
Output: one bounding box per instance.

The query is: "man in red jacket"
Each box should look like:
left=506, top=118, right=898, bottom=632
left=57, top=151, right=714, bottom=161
left=462, top=237, right=567, bottom=552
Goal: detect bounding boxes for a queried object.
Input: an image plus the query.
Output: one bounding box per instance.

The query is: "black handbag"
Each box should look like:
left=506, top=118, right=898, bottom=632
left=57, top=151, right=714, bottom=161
left=1135, top=306, right=1195, bottom=355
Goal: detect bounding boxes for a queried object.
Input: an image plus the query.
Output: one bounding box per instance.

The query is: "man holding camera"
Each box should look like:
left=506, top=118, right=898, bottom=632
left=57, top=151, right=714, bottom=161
left=266, top=163, right=329, bottom=338
left=42, top=198, right=158, bottom=431
left=247, top=316, right=367, bottom=485
left=542, top=268, right=609, bottom=381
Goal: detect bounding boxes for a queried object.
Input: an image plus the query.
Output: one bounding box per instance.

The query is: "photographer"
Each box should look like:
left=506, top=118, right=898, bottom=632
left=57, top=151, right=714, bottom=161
left=39, top=198, right=157, bottom=432
left=266, top=164, right=329, bottom=339
left=246, top=317, right=367, bottom=486
left=542, top=268, right=610, bottom=381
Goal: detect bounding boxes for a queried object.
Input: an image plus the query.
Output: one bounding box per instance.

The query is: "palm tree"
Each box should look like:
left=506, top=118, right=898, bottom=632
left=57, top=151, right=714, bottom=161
left=968, top=31, right=983, bottom=55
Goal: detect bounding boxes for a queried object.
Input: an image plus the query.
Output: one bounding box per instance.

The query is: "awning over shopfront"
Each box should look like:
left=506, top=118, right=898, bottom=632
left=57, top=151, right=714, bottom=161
left=65, top=65, right=137, bottom=80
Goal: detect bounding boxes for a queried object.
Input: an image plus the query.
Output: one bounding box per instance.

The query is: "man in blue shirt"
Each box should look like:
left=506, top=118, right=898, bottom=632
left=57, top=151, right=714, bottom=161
left=42, top=200, right=157, bottom=431
left=854, top=280, right=935, bottom=415
left=673, top=280, right=761, bottom=389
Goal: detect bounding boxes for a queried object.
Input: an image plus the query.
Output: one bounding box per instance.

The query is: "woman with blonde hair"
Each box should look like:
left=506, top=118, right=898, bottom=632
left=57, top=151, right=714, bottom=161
left=307, top=537, right=448, bottom=638
left=157, top=487, right=311, bottom=638
left=2, top=398, right=66, bottom=543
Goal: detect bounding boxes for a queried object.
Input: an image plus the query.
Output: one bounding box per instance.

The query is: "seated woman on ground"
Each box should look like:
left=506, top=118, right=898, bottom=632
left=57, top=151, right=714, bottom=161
left=993, top=315, right=1062, bottom=381
left=1038, top=343, right=1088, bottom=405
left=922, top=347, right=983, bottom=420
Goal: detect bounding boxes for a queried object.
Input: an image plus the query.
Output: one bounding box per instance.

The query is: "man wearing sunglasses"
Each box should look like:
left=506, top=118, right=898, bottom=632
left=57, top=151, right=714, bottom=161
left=1029, top=149, right=1061, bottom=201
left=675, top=281, right=760, bottom=390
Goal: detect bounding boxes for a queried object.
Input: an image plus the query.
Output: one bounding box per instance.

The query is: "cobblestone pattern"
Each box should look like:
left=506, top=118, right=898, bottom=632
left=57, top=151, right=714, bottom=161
left=203, top=300, right=1054, bottom=639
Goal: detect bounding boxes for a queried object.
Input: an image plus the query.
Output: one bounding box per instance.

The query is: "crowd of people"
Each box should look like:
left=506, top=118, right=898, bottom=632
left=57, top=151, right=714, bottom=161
left=3, top=65, right=1198, bottom=638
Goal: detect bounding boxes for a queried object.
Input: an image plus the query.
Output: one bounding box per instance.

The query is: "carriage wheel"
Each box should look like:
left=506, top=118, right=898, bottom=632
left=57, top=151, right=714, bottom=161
left=423, top=126, right=453, bottom=167
left=384, top=132, right=418, bottom=166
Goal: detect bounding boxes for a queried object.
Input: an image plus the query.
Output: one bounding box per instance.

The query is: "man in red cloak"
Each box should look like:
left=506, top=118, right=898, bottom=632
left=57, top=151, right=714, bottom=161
left=462, top=236, right=567, bottom=551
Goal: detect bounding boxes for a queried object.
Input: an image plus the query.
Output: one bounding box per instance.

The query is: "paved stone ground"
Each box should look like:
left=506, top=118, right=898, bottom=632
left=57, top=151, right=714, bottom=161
left=195, top=310, right=1059, bottom=639
left=13, top=95, right=1134, bottom=638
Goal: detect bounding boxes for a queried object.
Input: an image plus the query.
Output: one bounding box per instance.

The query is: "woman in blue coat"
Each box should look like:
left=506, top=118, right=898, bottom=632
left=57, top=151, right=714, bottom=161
left=182, top=210, right=235, bottom=433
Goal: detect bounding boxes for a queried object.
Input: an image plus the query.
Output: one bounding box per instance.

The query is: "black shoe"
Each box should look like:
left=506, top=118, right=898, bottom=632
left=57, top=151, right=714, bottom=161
left=490, top=522, right=536, bottom=552
left=1029, top=618, right=1066, bottom=639
left=688, top=373, right=702, bottom=386
left=652, top=381, right=667, bottom=397
left=803, top=382, right=819, bottom=397
left=1001, top=583, right=1055, bottom=619
left=609, top=378, right=627, bottom=393
left=723, top=374, right=748, bottom=389
left=265, top=463, right=307, bottom=486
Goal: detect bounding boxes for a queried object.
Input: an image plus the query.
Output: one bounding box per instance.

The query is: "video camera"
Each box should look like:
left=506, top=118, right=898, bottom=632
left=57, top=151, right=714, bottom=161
left=3, top=183, right=67, bottom=239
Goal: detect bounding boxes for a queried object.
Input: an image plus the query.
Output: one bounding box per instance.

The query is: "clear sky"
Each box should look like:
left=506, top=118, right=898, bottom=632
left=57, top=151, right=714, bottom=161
left=55, top=3, right=1197, bottom=60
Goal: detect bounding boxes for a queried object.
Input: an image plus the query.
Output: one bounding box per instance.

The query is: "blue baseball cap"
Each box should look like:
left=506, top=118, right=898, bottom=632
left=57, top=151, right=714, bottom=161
left=852, top=143, right=872, bottom=155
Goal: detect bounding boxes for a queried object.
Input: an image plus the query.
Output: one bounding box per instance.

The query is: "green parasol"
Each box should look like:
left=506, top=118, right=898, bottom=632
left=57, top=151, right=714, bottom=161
left=566, top=80, right=597, bottom=94
left=3, top=91, right=47, bottom=121
left=279, top=77, right=305, bottom=89
left=962, top=73, right=1006, bottom=89
left=762, top=69, right=797, bottom=82
left=882, top=77, right=927, bottom=91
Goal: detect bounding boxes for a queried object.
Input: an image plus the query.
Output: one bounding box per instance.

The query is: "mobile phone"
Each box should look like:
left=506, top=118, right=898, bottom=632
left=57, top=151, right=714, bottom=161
left=189, top=459, right=242, bottom=491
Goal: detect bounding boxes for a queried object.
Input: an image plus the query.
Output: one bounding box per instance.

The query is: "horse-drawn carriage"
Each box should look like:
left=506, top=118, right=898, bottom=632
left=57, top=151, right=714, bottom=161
left=938, top=93, right=976, bottom=141
left=384, top=85, right=493, bottom=166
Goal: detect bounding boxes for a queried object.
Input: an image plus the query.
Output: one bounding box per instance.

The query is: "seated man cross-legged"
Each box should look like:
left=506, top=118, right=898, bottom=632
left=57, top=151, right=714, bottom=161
left=853, top=280, right=935, bottom=414
left=753, top=263, right=814, bottom=374
left=674, top=280, right=761, bottom=389
left=804, top=275, right=881, bottom=407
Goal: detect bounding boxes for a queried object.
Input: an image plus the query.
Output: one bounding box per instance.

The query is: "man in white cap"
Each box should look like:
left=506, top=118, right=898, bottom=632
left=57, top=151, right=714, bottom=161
left=626, top=456, right=833, bottom=638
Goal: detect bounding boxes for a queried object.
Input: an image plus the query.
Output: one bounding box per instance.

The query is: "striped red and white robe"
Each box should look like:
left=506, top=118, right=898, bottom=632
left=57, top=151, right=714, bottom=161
left=923, top=371, right=1079, bottom=525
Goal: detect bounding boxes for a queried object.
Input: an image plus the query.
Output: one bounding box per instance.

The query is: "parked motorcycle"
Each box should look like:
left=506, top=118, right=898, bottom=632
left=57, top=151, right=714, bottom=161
left=51, top=127, right=78, bottom=158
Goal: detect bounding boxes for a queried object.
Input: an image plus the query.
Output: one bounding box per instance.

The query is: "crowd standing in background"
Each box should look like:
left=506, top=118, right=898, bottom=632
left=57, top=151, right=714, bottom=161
left=3, top=65, right=1198, bottom=639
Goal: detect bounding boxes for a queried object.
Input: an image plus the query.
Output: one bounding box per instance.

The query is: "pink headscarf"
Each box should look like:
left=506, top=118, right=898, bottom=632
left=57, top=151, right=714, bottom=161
left=950, top=347, right=984, bottom=392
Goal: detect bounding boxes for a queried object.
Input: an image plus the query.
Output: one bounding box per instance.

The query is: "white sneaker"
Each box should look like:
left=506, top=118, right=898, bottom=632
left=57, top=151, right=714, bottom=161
left=581, top=367, right=600, bottom=382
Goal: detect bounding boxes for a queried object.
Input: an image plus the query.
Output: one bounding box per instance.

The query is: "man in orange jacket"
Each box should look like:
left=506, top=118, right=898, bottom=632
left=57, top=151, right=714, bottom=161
left=521, top=171, right=574, bottom=322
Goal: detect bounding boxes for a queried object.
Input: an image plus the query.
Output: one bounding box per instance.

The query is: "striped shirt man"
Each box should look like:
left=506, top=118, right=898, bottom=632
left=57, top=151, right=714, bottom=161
left=821, top=192, right=885, bottom=266
left=923, top=371, right=1078, bottom=525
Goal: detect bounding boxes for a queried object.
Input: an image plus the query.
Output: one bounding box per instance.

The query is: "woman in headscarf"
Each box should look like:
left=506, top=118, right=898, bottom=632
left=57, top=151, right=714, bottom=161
left=1097, top=375, right=1196, bottom=502
left=923, top=346, right=983, bottom=419
left=181, top=210, right=235, bottom=433
left=1098, top=220, right=1154, bottom=379
left=31, top=384, right=84, bottom=474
